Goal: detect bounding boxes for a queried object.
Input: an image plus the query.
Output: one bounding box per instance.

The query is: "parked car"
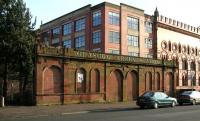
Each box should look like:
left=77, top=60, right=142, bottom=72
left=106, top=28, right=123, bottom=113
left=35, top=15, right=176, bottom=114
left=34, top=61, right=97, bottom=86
left=136, top=91, right=177, bottom=109
left=178, top=91, right=200, bottom=105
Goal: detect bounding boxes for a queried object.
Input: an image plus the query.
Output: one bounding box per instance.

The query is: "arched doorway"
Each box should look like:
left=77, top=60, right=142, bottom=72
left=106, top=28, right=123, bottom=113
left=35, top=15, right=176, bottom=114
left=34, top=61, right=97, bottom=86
left=145, top=72, right=152, bottom=91
left=126, top=71, right=138, bottom=101
left=90, top=69, right=100, bottom=93
left=43, top=66, right=62, bottom=104
left=155, top=72, right=160, bottom=91
left=107, top=69, right=123, bottom=102
left=165, top=72, right=173, bottom=96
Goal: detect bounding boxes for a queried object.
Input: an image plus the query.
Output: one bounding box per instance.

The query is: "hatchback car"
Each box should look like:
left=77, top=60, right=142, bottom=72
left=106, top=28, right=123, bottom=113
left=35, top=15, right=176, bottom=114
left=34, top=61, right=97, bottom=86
left=178, top=91, right=200, bottom=105
left=136, top=91, right=177, bottom=109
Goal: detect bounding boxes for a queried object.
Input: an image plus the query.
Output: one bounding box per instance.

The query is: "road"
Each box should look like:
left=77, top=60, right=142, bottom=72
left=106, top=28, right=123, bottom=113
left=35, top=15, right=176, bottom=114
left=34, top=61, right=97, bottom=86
left=2, top=105, right=200, bottom=121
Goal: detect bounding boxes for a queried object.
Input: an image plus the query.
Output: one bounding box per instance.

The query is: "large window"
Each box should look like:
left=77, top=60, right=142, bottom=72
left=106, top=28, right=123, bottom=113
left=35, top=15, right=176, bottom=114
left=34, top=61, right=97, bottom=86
left=145, top=38, right=152, bottom=48
left=128, top=35, right=138, bottom=47
left=52, top=27, right=60, bottom=39
left=63, top=23, right=72, bottom=35
left=108, top=49, right=119, bottom=55
left=93, top=11, right=101, bottom=26
left=93, top=31, right=101, bottom=44
left=75, top=18, right=86, bottom=32
left=109, top=12, right=119, bottom=25
left=75, top=35, right=85, bottom=49
left=145, top=21, right=152, bottom=33
left=127, top=17, right=139, bottom=31
left=128, top=52, right=139, bottom=57
left=109, top=31, right=119, bottom=44
left=63, top=39, right=71, bottom=48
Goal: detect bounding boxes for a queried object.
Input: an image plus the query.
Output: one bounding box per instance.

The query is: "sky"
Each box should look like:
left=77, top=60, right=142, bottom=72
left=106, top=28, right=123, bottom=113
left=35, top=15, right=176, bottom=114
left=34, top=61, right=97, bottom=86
left=25, top=0, right=200, bottom=29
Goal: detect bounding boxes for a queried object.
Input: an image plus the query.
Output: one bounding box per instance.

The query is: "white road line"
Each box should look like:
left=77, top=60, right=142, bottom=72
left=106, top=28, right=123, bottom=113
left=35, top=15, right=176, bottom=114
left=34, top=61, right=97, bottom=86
left=61, top=111, right=90, bottom=115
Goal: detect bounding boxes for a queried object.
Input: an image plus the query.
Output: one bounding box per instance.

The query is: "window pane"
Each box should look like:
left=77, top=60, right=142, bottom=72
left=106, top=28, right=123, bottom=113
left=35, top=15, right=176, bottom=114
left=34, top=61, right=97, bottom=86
left=145, top=38, right=152, bottom=48
left=52, top=27, right=60, bottom=39
left=63, top=40, right=71, bottom=48
left=76, top=18, right=86, bottom=32
left=75, top=35, right=85, bottom=49
left=109, top=12, right=119, bottom=25
left=63, top=23, right=72, bottom=35
left=127, top=17, right=139, bottom=31
left=109, top=31, right=119, bottom=44
left=93, top=11, right=101, bottom=26
left=145, top=21, right=152, bottom=33
left=128, top=35, right=138, bottom=47
left=93, top=31, right=101, bottom=44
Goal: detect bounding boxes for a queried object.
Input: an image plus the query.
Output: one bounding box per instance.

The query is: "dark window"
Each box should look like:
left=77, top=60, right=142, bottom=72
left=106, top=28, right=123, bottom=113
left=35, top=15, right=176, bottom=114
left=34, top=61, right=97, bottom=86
left=93, top=31, right=101, bottom=44
left=109, top=31, right=119, bottom=44
left=75, top=35, right=85, bottom=49
left=168, top=41, right=171, bottom=51
left=109, top=12, right=119, bottom=25
left=75, top=18, right=86, bottom=32
left=191, top=61, right=195, bottom=71
left=52, top=27, right=60, bottom=39
left=128, top=17, right=139, bottom=31
left=198, top=62, right=200, bottom=71
left=178, top=44, right=181, bottom=53
left=182, top=59, right=188, bottom=70
left=63, top=23, right=72, bottom=35
left=93, top=11, right=101, bottom=26
left=128, top=35, right=138, bottom=47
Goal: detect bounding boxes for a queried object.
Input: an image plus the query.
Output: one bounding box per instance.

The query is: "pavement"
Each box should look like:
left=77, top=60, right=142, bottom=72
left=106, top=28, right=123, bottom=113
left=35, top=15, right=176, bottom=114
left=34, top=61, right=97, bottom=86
left=0, top=101, right=137, bottom=120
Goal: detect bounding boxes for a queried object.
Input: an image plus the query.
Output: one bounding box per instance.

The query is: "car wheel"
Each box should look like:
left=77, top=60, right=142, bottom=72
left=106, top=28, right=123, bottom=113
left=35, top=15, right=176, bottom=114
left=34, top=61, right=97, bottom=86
left=171, top=101, right=176, bottom=107
left=192, top=100, right=196, bottom=105
left=153, top=102, right=158, bottom=109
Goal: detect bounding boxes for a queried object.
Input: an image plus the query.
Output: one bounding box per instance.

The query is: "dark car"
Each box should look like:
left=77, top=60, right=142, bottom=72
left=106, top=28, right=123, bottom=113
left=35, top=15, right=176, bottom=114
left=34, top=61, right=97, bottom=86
left=178, top=91, right=200, bottom=105
left=136, top=91, right=177, bottom=109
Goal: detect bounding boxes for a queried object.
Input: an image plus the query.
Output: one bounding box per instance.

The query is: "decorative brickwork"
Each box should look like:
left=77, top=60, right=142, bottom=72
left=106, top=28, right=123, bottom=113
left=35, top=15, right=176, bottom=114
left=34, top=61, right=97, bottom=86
left=36, top=46, right=177, bottom=105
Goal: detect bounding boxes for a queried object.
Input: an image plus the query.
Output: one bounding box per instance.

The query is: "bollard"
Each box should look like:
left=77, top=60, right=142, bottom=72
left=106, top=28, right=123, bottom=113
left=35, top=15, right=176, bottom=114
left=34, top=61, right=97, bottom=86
left=1, top=96, right=4, bottom=107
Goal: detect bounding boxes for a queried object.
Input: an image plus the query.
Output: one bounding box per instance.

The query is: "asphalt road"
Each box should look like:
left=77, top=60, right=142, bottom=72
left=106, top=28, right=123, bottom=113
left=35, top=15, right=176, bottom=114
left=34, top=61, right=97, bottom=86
left=2, top=105, right=200, bottom=121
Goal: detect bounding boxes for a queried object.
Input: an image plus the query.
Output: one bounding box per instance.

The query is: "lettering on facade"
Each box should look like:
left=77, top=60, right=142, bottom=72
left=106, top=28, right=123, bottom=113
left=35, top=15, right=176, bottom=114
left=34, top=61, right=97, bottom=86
left=38, top=47, right=175, bottom=67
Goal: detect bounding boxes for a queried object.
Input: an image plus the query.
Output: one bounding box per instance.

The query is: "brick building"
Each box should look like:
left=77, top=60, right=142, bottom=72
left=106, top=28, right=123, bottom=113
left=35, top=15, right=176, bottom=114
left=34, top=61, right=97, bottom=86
left=37, top=2, right=200, bottom=105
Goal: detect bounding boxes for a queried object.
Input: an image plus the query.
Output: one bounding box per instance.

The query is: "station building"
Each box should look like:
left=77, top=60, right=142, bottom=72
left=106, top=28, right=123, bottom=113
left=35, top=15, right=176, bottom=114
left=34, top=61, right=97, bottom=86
left=37, top=2, right=200, bottom=105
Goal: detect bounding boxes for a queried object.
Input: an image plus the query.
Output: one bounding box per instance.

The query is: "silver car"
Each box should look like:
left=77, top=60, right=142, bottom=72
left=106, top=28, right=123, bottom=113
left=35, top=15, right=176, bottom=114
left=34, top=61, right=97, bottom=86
left=178, top=91, right=200, bottom=105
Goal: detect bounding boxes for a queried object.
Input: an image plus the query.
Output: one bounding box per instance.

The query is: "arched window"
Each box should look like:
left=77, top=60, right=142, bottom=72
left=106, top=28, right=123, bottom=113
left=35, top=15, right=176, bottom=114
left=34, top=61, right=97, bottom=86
left=76, top=68, right=86, bottom=93
left=192, top=76, right=196, bottom=86
left=145, top=72, right=152, bottom=91
left=187, top=45, right=190, bottom=55
left=182, top=74, right=188, bottom=86
left=191, top=61, right=196, bottom=71
left=168, top=41, right=171, bottom=51
left=182, top=59, right=187, bottom=70
left=178, top=43, right=181, bottom=53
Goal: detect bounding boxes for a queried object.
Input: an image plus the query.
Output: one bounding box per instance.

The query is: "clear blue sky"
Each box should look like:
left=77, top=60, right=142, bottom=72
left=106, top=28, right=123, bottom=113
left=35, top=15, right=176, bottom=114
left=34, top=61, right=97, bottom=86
left=25, top=0, right=200, bottom=29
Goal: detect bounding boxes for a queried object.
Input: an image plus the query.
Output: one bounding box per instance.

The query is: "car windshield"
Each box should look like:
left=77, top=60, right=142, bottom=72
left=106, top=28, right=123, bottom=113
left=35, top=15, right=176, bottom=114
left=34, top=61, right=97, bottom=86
left=142, top=92, right=154, bottom=97
left=181, top=91, right=192, bottom=95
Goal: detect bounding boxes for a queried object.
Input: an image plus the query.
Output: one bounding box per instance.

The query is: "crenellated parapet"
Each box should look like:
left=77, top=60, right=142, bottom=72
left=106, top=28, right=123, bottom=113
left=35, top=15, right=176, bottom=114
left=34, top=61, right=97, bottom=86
left=157, top=15, right=200, bottom=35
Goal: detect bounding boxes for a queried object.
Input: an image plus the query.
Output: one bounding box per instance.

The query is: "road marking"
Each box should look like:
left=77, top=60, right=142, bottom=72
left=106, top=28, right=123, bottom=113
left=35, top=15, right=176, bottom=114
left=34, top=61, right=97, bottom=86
left=61, top=111, right=90, bottom=115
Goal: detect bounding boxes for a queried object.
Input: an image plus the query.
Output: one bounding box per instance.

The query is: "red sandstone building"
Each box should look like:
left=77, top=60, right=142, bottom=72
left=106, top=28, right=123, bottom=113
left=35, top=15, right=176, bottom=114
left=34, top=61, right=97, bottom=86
left=37, top=2, right=200, bottom=105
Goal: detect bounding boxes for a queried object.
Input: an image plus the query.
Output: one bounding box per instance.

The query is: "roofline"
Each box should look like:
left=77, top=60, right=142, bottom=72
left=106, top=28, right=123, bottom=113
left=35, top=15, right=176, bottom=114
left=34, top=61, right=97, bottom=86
left=120, top=3, right=144, bottom=12
left=41, top=4, right=91, bottom=27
